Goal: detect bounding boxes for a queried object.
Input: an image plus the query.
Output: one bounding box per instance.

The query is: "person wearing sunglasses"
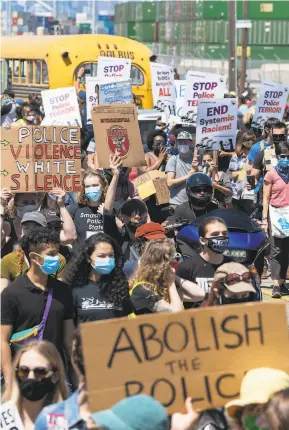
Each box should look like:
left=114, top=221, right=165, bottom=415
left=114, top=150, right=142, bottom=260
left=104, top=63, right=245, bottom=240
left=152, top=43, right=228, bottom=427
left=2, top=340, right=67, bottom=430
left=262, top=141, right=289, bottom=299
left=201, top=262, right=258, bottom=307
left=143, top=129, right=168, bottom=173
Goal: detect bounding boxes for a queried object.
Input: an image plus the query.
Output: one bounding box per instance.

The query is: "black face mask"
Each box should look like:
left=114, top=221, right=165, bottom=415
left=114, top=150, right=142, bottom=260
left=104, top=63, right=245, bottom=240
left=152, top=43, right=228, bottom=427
left=19, top=377, right=55, bottom=401
left=152, top=145, right=160, bottom=156
left=189, top=192, right=212, bottom=209
left=206, top=236, right=229, bottom=254
left=126, top=219, right=146, bottom=233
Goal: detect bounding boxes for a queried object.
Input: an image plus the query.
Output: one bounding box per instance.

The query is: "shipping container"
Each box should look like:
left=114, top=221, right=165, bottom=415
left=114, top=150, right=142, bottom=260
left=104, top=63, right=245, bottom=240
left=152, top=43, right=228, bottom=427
left=128, top=21, right=155, bottom=42
left=135, top=2, right=157, bottom=21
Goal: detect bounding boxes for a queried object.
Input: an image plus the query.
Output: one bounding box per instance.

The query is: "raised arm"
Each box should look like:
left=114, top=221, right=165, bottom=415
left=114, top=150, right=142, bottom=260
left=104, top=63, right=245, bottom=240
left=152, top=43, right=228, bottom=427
left=50, top=188, right=77, bottom=245
left=104, top=154, right=123, bottom=214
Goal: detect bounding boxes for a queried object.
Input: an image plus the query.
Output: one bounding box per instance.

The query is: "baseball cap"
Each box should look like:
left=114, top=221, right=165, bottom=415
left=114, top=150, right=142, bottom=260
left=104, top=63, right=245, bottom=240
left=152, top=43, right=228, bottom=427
left=21, top=211, right=47, bottom=227
left=135, top=222, right=166, bottom=241
left=176, top=131, right=193, bottom=141
left=91, top=395, right=170, bottom=430
left=226, top=368, right=289, bottom=418
left=214, top=262, right=256, bottom=294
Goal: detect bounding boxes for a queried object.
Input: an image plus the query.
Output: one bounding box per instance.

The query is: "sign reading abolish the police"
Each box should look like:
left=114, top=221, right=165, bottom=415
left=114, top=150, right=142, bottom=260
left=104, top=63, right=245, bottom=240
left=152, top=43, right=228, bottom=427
left=81, top=302, right=289, bottom=414
left=0, top=126, right=82, bottom=192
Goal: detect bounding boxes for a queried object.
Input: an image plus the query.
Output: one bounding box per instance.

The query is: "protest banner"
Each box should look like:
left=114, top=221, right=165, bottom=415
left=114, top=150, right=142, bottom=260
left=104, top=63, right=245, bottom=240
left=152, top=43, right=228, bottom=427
left=251, top=81, right=288, bottom=129
left=41, top=87, right=82, bottom=126
left=0, top=126, right=82, bottom=192
left=91, top=104, right=146, bottom=168
left=97, top=56, right=131, bottom=80
left=81, top=302, right=289, bottom=414
left=1, top=401, right=24, bottom=430
left=196, top=99, right=238, bottom=151
left=132, top=171, right=170, bottom=205
left=86, top=76, right=100, bottom=122
left=183, top=71, right=226, bottom=124
left=99, top=80, right=133, bottom=105
left=150, top=63, right=176, bottom=116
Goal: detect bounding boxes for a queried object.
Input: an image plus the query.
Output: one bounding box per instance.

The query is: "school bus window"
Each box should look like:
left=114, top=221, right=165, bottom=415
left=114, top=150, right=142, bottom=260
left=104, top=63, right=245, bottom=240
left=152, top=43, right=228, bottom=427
left=7, top=59, right=12, bottom=85
left=35, top=60, right=41, bottom=84
left=20, top=60, right=27, bottom=83
left=131, top=66, right=144, bottom=86
left=28, top=60, right=33, bottom=84
left=42, top=61, right=49, bottom=84
left=13, top=59, right=19, bottom=83
left=74, top=63, right=98, bottom=79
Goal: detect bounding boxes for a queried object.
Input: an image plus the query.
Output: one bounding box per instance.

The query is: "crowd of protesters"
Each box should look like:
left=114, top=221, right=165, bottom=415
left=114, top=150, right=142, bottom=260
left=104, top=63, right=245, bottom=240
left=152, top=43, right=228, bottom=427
left=1, top=75, right=289, bottom=430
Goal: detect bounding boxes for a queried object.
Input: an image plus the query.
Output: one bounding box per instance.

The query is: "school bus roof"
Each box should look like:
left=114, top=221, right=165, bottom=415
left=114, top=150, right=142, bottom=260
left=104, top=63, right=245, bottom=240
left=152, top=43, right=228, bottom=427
left=1, top=34, right=152, bottom=60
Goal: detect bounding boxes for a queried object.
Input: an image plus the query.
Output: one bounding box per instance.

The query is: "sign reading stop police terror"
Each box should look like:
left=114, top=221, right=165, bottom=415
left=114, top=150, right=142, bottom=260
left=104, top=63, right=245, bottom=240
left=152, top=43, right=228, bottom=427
left=41, top=87, right=82, bottom=127
left=0, top=126, right=82, bottom=192
left=81, top=302, right=289, bottom=414
left=196, top=99, right=238, bottom=151
left=252, top=81, right=288, bottom=129
left=150, top=63, right=176, bottom=116
left=97, top=56, right=131, bottom=80
left=183, top=71, right=225, bottom=124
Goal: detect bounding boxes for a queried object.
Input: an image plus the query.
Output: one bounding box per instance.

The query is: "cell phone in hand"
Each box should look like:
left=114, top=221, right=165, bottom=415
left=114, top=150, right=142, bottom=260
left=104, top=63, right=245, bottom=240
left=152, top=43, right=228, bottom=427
left=247, top=175, right=255, bottom=190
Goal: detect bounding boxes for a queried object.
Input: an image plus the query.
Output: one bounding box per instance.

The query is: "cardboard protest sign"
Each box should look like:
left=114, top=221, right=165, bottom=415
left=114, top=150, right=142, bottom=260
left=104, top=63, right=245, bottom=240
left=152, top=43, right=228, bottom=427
left=99, top=80, right=133, bottom=105
left=81, top=302, right=289, bottom=414
left=97, top=56, right=131, bottom=81
left=41, top=86, right=82, bottom=126
left=86, top=77, right=100, bottom=122
left=183, top=71, right=225, bottom=124
left=91, top=104, right=146, bottom=168
left=150, top=63, right=176, bottom=116
left=1, top=401, right=24, bottom=430
left=133, top=171, right=170, bottom=205
left=196, top=99, right=238, bottom=151
left=252, top=81, right=288, bottom=129
left=0, top=126, right=81, bottom=192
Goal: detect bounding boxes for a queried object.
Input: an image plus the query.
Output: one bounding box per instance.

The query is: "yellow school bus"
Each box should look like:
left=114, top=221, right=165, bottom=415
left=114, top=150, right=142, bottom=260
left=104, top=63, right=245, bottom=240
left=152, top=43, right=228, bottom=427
left=0, top=34, right=153, bottom=109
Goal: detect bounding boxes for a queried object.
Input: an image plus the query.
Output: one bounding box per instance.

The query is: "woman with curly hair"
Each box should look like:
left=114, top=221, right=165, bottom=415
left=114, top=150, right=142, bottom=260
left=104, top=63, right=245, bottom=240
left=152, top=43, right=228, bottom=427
left=67, top=170, right=108, bottom=240
left=63, top=233, right=133, bottom=323
left=130, top=238, right=183, bottom=314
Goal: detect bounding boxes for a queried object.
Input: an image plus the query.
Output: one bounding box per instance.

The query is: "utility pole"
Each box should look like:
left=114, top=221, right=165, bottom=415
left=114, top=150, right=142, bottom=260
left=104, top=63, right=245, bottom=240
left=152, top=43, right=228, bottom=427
left=228, top=0, right=237, bottom=93
left=91, top=0, right=96, bottom=34
left=240, top=0, right=249, bottom=93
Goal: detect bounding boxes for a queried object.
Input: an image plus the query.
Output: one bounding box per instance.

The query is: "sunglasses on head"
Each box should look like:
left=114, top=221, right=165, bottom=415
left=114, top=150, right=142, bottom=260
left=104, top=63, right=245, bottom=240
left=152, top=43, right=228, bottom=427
left=219, top=271, right=252, bottom=286
left=16, top=366, right=56, bottom=381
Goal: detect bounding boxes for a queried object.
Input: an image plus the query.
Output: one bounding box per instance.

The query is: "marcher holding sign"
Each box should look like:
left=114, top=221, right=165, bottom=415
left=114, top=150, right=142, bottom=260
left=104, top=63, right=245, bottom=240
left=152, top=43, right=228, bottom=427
left=97, top=56, right=131, bottom=81
left=41, top=87, right=82, bottom=126
left=0, top=126, right=82, bottom=192
left=196, top=99, right=238, bottom=151
left=91, top=104, right=145, bottom=167
left=251, top=81, right=288, bottom=129
left=150, top=63, right=176, bottom=116
left=183, top=71, right=226, bottom=124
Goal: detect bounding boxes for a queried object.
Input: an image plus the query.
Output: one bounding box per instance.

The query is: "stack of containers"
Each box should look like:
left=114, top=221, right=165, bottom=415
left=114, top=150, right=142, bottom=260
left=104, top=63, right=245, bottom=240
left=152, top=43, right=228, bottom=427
left=114, top=0, right=289, bottom=61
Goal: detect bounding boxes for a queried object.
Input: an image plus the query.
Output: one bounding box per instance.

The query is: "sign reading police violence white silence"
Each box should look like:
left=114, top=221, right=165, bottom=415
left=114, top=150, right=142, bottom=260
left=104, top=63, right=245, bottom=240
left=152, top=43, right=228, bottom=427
left=81, top=302, right=289, bottom=414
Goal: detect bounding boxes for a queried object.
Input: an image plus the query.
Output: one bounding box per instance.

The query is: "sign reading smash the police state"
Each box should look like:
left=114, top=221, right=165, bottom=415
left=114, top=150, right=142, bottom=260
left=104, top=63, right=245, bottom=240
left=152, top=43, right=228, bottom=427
left=91, top=104, right=145, bottom=168
left=81, top=302, right=289, bottom=414
left=183, top=71, right=225, bottom=124
left=97, top=56, right=131, bottom=80
left=252, top=81, right=288, bottom=129
left=99, top=80, right=133, bottom=105
left=41, top=87, right=82, bottom=127
left=196, top=99, right=238, bottom=151
left=1, top=401, right=24, bottom=430
left=0, top=126, right=81, bottom=192
left=150, top=63, right=176, bottom=116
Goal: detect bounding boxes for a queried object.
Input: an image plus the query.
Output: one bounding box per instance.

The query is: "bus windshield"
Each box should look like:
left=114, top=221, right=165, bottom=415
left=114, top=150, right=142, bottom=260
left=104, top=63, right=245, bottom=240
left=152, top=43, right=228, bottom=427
left=74, top=63, right=144, bottom=86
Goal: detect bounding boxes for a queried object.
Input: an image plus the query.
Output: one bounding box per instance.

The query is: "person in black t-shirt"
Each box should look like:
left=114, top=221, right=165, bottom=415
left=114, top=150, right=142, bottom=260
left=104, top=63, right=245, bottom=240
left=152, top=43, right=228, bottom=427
left=63, top=233, right=133, bottom=324
left=177, top=216, right=230, bottom=306
left=68, top=171, right=108, bottom=240
left=1, top=229, right=74, bottom=385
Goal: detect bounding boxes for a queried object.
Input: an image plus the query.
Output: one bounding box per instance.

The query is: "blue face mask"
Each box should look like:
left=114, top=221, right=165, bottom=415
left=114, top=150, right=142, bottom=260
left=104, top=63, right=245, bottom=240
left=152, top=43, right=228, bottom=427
left=278, top=158, right=289, bottom=167
left=85, top=186, right=102, bottom=202
left=91, top=257, right=115, bottom=275
left=35, top=254, right=60, bottom=275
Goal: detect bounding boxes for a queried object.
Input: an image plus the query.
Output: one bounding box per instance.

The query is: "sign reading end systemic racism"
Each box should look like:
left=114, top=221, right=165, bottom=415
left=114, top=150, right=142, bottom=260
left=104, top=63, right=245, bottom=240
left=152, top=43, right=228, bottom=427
left=196, top=99, right=238, bottom=151
left=91, top=104, right=146, bottom=168
left=81, top=302, right=289, bottom=415
left=0, top=126, right=82, bottom=192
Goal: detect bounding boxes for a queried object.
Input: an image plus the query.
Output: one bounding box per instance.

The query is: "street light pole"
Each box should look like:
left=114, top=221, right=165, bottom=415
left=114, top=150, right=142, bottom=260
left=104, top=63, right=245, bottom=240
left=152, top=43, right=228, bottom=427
left=228, top=0, right=237, bottom=93
left=240, top=0, right=249, bottom=93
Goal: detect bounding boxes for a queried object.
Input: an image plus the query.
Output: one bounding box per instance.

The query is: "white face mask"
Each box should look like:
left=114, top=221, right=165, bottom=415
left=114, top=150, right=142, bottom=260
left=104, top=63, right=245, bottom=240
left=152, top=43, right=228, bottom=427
left=178, top=144, right=190, bottom=154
